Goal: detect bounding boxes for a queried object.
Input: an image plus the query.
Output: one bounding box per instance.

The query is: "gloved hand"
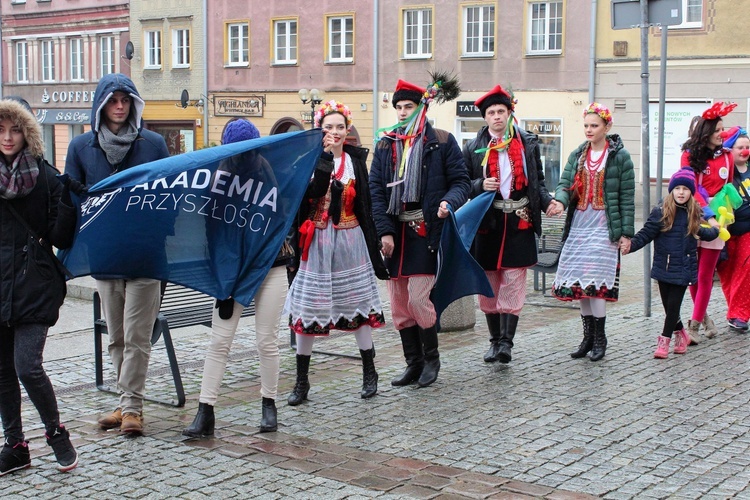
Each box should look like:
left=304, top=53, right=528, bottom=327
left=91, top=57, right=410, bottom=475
left=215, top=298, right=235, bottom=320
left=57, top=174, right=88, bottom=197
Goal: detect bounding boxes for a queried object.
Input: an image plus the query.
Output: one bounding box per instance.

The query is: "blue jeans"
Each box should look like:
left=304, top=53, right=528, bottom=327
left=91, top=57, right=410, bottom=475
left=0, top=323, right=60, bottom=443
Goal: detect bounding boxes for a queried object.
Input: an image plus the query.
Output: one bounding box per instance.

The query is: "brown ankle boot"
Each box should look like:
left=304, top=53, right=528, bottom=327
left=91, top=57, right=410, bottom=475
left=98, top=408, right=122, bottom=430
left=120, top=413, right=143, bottom=435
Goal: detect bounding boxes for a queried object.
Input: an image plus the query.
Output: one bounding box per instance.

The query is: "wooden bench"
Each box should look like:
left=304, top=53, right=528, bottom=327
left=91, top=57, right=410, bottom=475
left=531, top=212, right=566, bottom=295
left=93, top=283, right=255, bottom=407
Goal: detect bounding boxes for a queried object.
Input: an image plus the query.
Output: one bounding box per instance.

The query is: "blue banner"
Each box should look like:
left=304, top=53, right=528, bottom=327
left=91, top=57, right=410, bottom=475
left=431, top=191, right=495, bottom=330
left=60, top=129, right=323, bottom=307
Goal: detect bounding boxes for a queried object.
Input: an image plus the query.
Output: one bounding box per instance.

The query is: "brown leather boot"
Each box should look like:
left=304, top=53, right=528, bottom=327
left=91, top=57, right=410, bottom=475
left=97, top=408, right=122, bottom=430
left=120, top=413, right=143, bottom=435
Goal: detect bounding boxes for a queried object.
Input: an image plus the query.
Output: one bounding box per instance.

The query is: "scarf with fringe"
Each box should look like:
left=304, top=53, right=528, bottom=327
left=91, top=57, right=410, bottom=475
left=383, top=105, right=427, bottom=215
left=0, top=149, right=39, bottom=199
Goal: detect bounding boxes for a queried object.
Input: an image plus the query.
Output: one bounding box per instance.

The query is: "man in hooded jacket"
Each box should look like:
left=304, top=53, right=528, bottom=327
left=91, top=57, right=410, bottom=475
left=65, top=73, right=169, bottom=435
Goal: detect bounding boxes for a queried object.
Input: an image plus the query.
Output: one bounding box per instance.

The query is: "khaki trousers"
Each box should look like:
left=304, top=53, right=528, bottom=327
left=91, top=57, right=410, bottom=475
left=97, top=278, right=161, bottom=415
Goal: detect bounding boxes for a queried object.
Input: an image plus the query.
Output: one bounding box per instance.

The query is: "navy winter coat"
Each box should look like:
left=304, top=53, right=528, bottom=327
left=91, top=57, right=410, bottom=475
left=64, top=73, right=169, bottom=187
left=629, top=204, right=719, bottom=286
left=369, top=123, right=470, bottom=276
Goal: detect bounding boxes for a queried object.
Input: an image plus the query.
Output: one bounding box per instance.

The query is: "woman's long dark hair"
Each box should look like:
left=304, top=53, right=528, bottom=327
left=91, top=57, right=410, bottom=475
left=681, top=116, right=723, bottom=174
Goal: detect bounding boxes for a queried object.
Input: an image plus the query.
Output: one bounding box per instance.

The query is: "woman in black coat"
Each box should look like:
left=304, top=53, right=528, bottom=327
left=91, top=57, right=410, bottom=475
left=0, top=98, right=79, bottom=475
left=284, top=101, right=388, bottom=405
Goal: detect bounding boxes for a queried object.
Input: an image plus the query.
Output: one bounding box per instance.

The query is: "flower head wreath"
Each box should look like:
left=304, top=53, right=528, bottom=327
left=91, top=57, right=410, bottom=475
left=584, top=102, right=613, bottom=125
left=701, top=101, right=737, bottom=120
left=314, top=100, right=353, bottom=129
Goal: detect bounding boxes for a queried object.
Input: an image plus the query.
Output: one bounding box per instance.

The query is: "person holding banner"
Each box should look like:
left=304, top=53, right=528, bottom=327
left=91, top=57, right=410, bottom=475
left=65, top=74, right=169, bottom=435
left=680, top=102, right=736, bottom=343
left=369, top=73, right=470, bottom=388
left=717, top=127, right=750, bottom=331
left=285, top=101, right=388, bottom=405
left=183, top=118, right=293, bottom=437
left=462, top=85, right=553, bottom=364
left=0, top=97, right=79, bottom=475
left=547, top=103, right=635, bottom=362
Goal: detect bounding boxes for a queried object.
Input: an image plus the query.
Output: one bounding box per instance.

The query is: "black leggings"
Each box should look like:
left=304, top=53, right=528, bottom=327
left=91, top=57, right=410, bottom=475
left=658, top=281, right=687, bottom=337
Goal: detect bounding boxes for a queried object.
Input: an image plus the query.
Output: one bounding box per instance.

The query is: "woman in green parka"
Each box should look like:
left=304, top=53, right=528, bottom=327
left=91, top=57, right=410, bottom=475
left=547, top=103, right=635, bottom=362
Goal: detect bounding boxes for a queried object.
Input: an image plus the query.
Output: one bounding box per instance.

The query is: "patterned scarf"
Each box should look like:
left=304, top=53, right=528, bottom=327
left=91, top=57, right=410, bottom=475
left=98, top=121, right=139, bottom=166
left=476, top=123, right=527, bottom=192
left=0, top=148, right=39, bottom=200
left=377, top=103, right=428, bottom=215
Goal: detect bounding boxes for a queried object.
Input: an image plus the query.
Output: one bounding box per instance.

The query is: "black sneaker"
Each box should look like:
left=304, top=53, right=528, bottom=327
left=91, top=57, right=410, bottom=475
left=45, top=425, right=78, bottom=472
left=728, top=318, right=749, bottom=331
left=0, top=440, right=31, bottom=476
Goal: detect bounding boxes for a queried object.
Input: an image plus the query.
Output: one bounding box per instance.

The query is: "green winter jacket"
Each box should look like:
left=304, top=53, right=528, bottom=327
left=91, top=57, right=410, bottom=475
left=554, top=134, right=635, bottom=242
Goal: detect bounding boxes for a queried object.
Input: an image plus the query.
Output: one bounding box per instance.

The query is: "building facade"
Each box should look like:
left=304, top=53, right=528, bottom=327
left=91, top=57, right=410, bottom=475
left=128, top=0, right=205, bottom=153
left=595, top=0, right=750, bottom=181
left=206, top=1, right=375, bottom=148
left=1, top=0, right=130, bottom=168
left=377, top=0, right=593, bottom=188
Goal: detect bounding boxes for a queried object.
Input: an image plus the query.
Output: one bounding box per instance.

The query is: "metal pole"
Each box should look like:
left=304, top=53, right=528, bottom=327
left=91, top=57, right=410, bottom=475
left=656, top=25, right=668, bottom=203
left=588, top=0, right=598, bottom=103
left=202, top=0, right=209, bottom=147
left=372, top=0, right=379, bottom=138
left=640, top=0, right=651, bottom=317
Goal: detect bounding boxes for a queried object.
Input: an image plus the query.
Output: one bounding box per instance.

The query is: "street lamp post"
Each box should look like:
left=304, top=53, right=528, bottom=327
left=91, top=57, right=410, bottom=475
left=298, top=88, right=323, bottom=129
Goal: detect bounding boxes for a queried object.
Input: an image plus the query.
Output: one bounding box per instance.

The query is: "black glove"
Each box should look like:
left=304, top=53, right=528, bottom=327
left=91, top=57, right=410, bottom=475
left=215, top=298, right=235, bottom=320
left=57, top=174, right=88, bottom=197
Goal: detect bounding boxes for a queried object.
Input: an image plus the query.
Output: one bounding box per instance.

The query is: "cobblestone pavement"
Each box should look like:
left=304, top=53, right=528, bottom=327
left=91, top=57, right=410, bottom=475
left=7, top=247, right=750, bottom=499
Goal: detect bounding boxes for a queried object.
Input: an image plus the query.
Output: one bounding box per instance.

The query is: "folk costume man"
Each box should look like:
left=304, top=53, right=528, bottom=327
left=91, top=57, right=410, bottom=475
left=462, top=85, right=553, bottom=364
left=369, top=73, right=470, bottom=388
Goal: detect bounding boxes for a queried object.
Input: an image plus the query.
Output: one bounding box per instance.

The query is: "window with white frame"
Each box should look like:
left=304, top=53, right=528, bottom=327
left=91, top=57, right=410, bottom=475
left=328, top=16, right=353, bottom=63
left=403, top=8, right=432, bottom=59
left=100, top=36, right=115, bottom=77
left=463, top=5, right=495, bottom=57
left=41, top=40, right=55, bottom=82
left=15, top=41, right=29, bottom=83
left=173, top=28, right=191, bottom=68
left=671, top=0, right=703, bottom=29
left=144, top=30, right=162, bottom=69
left=528, top=2, right=562, bottom=55
left=70, top=38, right=84, bottom=81
left=273, top=19, right=297, bottom=65
left=227, top=22, right=249, bottom=65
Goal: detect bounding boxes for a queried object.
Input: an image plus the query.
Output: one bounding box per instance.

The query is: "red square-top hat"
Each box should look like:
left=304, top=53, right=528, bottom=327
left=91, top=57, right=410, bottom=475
left=392, top=79, right=426, bottom=107
left=474, top=85, right=514, bottom=116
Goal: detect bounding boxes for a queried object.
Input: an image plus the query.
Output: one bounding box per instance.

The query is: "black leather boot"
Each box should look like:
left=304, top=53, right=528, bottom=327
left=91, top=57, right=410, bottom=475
left=360, top=348, right=378, bottom=399
left=483, top=313, right=503, bottom=363
left=417, top=326, right=440, bottom=387
left=259, top=397, right=277, bottom=432
left=391, top=326, right=424, bottom=386
left=182, top=402, right=215, bottom=438
left=589, top=316, right=607, bottom=362
left=496, top=314, right=518, bottom=364
left=287, top=354, right=311, bottom=406
left=570, top=315, right=595, bottom=359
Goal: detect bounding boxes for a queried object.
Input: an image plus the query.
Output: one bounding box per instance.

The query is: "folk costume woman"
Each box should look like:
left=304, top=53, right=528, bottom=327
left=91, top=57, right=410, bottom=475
left=284, top=101, right=388, bottom=405
left=681, top=102, right=736, bottom=342
left=0, top=97, right=79, bottom=475
left=548, top=102, right=635, bottom=362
